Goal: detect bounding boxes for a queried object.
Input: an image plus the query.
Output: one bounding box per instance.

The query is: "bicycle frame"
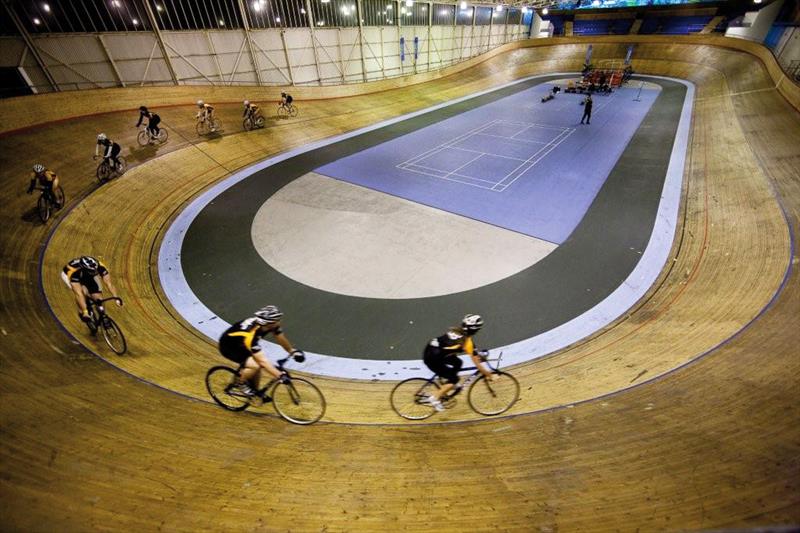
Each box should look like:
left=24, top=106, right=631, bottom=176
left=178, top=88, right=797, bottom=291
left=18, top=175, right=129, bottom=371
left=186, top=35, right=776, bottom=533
left=85, top=296, right=121, bottom=325
left=430, top=352, right=505, bottom=396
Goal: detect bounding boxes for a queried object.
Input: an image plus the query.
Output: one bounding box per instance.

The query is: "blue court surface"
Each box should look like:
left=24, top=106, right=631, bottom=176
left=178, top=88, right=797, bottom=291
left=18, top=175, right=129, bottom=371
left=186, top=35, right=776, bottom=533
left=316, top=83, right=660, bottom=244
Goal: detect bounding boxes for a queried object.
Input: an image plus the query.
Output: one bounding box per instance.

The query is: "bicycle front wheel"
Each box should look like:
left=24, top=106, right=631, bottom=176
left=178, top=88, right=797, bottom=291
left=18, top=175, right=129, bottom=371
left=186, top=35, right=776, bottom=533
left=468, top=371, right=519, bottom=416
left=277, top=105, right=287, bottom=119
left=137, top=130, right=149, bottom=146
left=101, top=317, right=127, bottom=355
left=196, top=121, right=208, bottom=136
left=288, top=105, right=298, bottom=117
left=37, top=194, right=50, bottom=223
left=206, top=366, right=252, bottom=411
left=390, top=377, right=439, bottom=420
left=96, top=162, right=110, bottom=182
left=243, top=118, right=253, bottom=131
left=53, top=185, right=65, bottom=209
left=272, top=378, right=326, bottom=425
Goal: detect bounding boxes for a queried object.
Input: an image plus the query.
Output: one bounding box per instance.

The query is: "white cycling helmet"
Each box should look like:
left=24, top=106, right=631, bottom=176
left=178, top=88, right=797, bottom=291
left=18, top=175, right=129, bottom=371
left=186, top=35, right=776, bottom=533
left=33, top=163, right=45, bottom=173
left=243, top=100, right=250, bottom=106
left=461, top=314, right=484, bottom=334
left=97, top=133, right=107, bottom=141
left=254, top=305, right=283, bottom=325
left=196, top=100, right=204, bottom=107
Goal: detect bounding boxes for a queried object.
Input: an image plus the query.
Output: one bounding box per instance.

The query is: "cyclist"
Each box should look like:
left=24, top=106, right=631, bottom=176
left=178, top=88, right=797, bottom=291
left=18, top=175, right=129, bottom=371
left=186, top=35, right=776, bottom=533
left=279, top=91, right=294, bottom=111
left=135, top=105, right=161, bottom=140
left=27, top=163, right=61, bottom=207
left=94, top=133, right=122, bottom=172
left=61, top=256, right=122, bottom=331
left=196, top=99, right=217, bottom=131
left=242, top=99, right=262, bottom=122
left=422, top=314, right=494, bottom=411
left=218, top=305, right=305, bottom=400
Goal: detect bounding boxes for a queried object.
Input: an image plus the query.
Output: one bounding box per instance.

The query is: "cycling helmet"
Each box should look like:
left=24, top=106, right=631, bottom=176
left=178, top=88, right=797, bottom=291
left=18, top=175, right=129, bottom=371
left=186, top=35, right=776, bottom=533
left=243, top=100, right=250, bottom=106
left=461, top=314, right=484, bottom=334
left=254, top=305, right=283, bottom=325
left=33, top=164, right=45, bottom=173
left=97, top=133, right=107, bottom=141
left=281, top=92, right=286, bottom=97
left=139, top=105, right=148, bottom=112
left=196, top=100, right=204, bottom=107
left=79, top=256, right=100, bottom=274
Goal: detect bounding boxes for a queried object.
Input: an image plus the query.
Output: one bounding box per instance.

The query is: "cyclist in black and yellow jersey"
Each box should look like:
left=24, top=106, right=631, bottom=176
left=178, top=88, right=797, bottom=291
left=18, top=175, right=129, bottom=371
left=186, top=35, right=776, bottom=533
left=27, top=163, right=61, bottom=207
left=242, top=100, right=262, bottom=121
left=61, top=256, right=122, bottom=330
left=218, top=305, right=305, bottom=399
left=422, top=314, right=495, bottom=411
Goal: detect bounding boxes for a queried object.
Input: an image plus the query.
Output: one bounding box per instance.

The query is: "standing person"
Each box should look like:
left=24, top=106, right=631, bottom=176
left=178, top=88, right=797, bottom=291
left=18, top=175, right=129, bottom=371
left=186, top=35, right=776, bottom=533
left=421, top=314, right=495, bottom=412
left=580, top=94, right=593, bottom=125
left=94, top=133, right=122, bottom=171
left=135, top=106, right=161, bottom=140
left=218, top=305, right=306, bottom=400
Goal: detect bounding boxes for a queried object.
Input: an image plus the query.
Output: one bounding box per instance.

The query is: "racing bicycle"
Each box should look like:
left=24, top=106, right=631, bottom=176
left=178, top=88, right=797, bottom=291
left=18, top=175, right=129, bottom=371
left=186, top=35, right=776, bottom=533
left=390, top=352, right=519, bottom=420
left=33, top=184, right=65, bottom=223
left=95, top=156, right=127, bottom=182
left=276, top=102, right=298, bottom=119
left=84, top=296, right=127, bottom=355
left=137, top=125, right=168, bottom=146
left=206, top=357, right=326, bottom=425
left=196, top=116, right=223, bottom=136
left=243, top=111, right=265, bottom=131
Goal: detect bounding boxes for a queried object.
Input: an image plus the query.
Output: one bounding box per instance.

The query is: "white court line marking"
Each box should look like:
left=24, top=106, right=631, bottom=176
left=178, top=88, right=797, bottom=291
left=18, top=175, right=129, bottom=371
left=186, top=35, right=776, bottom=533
left=470, top=131, right=549, bottom=145
left=397, top=120, right=501, bottom=168
left=492, top=127, right=576, bottom=191
left=400, top=162, right=501, bottom=184
left=397, top=165, right=501, bottom=190
left=441, top=152, right=485, bottom=181
left=446, top=145, right=528, bottom=162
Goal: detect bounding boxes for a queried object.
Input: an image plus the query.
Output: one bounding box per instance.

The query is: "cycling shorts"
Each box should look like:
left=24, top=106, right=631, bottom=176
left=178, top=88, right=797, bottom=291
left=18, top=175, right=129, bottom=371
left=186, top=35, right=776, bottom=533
left=219, top=335, right=261, bottom=365
left=61, top=271, right=101, bottom=294
left=423, top=346, right=462, bottom=384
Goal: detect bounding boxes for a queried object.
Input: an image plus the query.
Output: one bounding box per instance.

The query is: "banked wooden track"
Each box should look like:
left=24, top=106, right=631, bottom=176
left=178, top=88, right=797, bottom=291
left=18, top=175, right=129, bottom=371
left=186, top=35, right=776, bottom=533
left=1, top=36, right=799, bottom=529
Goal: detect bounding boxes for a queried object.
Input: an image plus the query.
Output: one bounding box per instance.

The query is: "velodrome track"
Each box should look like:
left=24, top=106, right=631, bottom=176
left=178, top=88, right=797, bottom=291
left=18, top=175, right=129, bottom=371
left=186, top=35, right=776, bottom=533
left=1, top=35, right=799, bottom=530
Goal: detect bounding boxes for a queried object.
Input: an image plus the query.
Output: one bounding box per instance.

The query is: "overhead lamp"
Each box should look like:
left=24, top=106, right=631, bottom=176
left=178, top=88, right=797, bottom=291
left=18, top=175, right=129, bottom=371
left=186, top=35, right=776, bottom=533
left=460, top=0, right=467, bottom=8
left=33, top=17, right=41, bottom=25
left=496, top=4, right=503, bottom=11
left=253, top=1, right=262, bottom=10
left=301, top=7, right=306, bottom=13
left=219, top=19, right=225, bottom=26
left=132, top=18, right=139, bottom=25
left=542, top=7, right=548, bottom=14
left=317, top=19, right=325, bottom=25
left=591, top=0, right=600, bottom=5
left=753, top=0, right=762, bottom=3
left=111, top=0, right=121, bottom=7
left=156, top=4, right=163, bottom=12
left=275, top=16, right=281, bottom=22
left=405, top=0, right=413, bottom=7
left=440, top=9, right=448, bottom=15
left=387, top=3, right=392, bottom=8
left=42, top=3, right=50, bottom=12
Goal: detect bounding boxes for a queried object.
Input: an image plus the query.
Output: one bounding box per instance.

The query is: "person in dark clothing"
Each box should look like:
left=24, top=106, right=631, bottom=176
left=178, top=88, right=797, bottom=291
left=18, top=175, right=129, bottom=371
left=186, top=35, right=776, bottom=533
left=580, top=94, right=593, bottom=125
left=136, top=106, right=161, bottom=137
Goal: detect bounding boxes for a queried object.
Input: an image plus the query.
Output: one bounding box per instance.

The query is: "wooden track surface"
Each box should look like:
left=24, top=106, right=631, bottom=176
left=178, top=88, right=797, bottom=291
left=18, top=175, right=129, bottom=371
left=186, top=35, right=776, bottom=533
left=1, top=38, right=799, bottom=529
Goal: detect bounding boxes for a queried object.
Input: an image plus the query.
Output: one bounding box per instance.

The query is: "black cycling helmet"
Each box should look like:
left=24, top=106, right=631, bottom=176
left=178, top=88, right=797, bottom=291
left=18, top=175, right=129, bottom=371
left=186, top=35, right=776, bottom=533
left=254, top=305, right=283, bottom=326
left=461, top=314, right=484, bottom=334
left=79, top=256, right=100, bottom=274
left=139, top=105, right=148, bottom=112
left=281, top=92, right=286, bottom=96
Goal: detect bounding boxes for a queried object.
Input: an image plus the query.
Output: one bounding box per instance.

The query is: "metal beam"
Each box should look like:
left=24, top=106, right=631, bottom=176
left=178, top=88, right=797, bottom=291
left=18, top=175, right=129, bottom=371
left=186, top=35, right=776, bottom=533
left=236, top=0, right=264, bottom=85
left=3, top=0, right=59, bottom=91
left=304, top=0, right=323, bottom=85
left=36, top=47, right=102, bottom=89
left=280, top=30, right=296, bottom=86
left=97, top=34, right=125, bottom=88
left=355, top=0, right=368, bottom=82
left=163, top=41, right=217, bottom=85
left=426, top=1, right=432, bottom=72
left=141, top=0, right=179, bottom=85
left=141, top=40, right=159, bottom=86
left=205, top=31, right=225, bottom=84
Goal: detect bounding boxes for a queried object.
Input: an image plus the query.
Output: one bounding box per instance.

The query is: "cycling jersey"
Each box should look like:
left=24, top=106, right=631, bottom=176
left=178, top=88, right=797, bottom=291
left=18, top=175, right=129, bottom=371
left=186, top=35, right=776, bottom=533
left=427, top=329, right=474, bottom=358
left=96, top=139, right=120, bottom=159
left=28, top=169, right=57, bottom=193
left=63, top=258, right=109, bottom=289
left=243, top=104, right=259, bottom=117
left=219, top=318, right=283, bottom=363
left=285, top=95, right=293, bottom=104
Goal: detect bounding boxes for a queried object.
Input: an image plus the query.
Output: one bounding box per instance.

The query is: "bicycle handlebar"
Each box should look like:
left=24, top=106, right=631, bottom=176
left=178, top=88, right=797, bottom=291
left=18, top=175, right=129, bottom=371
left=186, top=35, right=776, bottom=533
left=91, top=296, right=122, bottom=305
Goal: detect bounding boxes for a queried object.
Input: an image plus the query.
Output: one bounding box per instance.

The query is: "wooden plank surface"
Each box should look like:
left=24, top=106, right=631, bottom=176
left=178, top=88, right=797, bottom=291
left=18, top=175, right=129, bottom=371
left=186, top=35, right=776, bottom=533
left=1, top=40, right=799, bottom=530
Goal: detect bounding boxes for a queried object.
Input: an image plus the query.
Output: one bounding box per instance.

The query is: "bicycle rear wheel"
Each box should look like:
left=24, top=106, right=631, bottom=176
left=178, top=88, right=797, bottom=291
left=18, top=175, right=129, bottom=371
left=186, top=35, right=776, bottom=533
left=37, top=194, right=50, bottom=223
left=390, top=377, right=439, bottom=420
left=254, top=116, right=264, bottom=128
left=205, top=366, right=252, bottom=411
left=115, top=156, right=127, bottom=176
left=467, top=371, right=519, bottom=416
left=157, top=129, right=168, bottom=143
left=100, top=316, right=127, bottom=355
left=272, top=378, right=326, bottom=424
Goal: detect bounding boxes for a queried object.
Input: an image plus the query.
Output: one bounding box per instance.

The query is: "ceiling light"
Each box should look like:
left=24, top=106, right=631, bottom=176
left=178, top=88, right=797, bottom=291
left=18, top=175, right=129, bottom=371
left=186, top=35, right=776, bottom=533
left=591, top=0, right=600, bottom=5
left=42, top=3, right=50, bottom=12
left=405, top=0, right=413, bottom=6
left=33, top=17, right=41, bottom=25
left=219, top=19, right=225, bottom=25
left=111, top=0, right=121, bottom=7
left=317, top=20, right=325, bottom=25
left=301, top=7, right=306, bottom=13
left=253, top=1, right=262, bottom=10
left=496, top=4, right=503, bottom=11
left=275, top=16, right=280, bottom=22
left=542, top=7, right=548, bottom=14
left=460, top=0, right=467, bottom=8
left=156, top=4, right=163, bottom=11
